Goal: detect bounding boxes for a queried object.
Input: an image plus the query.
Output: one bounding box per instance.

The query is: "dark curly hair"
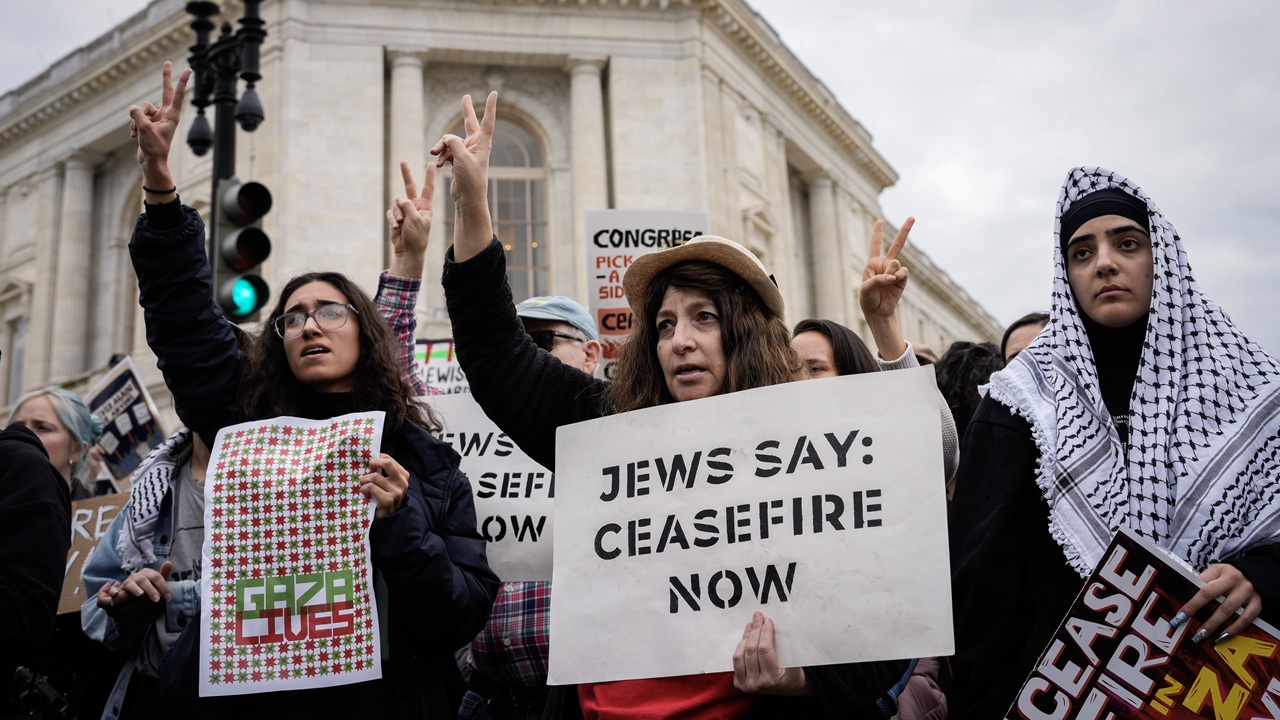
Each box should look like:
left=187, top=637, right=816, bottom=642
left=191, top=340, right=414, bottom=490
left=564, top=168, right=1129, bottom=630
left=235, top=271, right=441, bottom=434
left=792, top=319, right=879, bottom=376
left=934, top=340, right=1004, bottom=445
left=607, top=261, right=801, bottom=412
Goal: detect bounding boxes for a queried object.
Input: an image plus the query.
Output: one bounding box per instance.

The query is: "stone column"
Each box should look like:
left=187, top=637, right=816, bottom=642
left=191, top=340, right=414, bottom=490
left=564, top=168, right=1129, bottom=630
left=49, top=155, right=96, bottom=380
left=567, top=56, right=609, bottom=300
left=388, top=51, right=426, bottom=205
left=807, top=174, right=843, bottom=323
left=26, top=167, right=62, bottom=389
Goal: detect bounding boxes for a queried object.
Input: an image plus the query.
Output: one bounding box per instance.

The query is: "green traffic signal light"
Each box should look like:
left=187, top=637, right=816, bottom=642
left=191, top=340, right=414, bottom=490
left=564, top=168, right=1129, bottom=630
left=214, top=178, right=272, bottom=321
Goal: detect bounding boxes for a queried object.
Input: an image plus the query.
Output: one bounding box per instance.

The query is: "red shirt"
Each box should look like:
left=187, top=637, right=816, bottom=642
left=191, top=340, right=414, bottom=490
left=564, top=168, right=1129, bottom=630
left=578, top=672, right=755, bottom=720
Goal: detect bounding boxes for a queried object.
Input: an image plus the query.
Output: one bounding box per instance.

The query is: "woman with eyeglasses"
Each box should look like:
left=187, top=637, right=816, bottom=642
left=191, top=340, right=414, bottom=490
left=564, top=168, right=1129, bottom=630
left=436, top=91, right=909, bottom=719
left=122, top=62, right=498, bottom=718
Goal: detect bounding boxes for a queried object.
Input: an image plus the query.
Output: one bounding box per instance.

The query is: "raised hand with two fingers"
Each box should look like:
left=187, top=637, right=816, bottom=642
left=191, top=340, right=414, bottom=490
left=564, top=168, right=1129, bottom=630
left=387, top=161, right=436, bottom=278
left=431, top=91, right=498, bottom=261
left=859, top=217, right=916, bottom=360
left=129, top=61, right=191, bottom=203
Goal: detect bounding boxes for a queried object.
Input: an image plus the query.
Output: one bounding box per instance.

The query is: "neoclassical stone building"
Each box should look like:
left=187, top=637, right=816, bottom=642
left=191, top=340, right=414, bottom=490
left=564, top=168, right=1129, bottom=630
left=0, top=0, right=1000, bottom=418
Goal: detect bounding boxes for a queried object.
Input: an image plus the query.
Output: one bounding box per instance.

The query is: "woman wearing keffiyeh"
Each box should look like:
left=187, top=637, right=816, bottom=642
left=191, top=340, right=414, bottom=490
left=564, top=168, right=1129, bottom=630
left=947, top=167, right=1280, bottom=718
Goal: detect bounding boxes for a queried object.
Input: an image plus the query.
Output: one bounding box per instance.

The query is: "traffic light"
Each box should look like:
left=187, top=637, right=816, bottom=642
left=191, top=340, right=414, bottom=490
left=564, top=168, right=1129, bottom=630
left=214, top=177, right=272, bottom=321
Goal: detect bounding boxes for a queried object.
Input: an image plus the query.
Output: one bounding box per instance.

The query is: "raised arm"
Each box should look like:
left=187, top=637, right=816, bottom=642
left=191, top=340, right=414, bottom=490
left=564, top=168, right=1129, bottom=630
left=127, top=62, right=242, bottom=443
left=376, top=161, right=438, bottom=396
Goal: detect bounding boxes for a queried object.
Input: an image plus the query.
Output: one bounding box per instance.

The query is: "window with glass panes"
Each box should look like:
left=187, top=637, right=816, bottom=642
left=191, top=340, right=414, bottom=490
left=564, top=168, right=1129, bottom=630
left=445, top=120, right=549, bottom=301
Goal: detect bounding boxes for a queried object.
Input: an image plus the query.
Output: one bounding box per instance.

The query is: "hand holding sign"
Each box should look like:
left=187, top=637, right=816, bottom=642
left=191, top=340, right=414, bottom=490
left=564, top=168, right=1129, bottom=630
left=387, top=161, right=435, bottom=279
left=1174, top=562, right=1262, bottom=643
left=361, top=453, right=409, bottom=518
left=99, top=561, right=172, bottom=624
left=732, top=612, right=815, bottom=697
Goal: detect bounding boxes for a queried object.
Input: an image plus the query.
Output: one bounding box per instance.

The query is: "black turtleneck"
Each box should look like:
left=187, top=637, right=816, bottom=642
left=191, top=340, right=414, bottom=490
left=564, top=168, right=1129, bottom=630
left=1080, top=311, right=1148, bottom=446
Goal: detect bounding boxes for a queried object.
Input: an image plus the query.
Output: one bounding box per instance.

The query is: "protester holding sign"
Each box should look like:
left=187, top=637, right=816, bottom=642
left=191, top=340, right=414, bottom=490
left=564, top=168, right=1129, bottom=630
left=6, top=385, right=106, bottom=499
left=947, top=167, right=1280, bottom=718
left=124, top=62, right=498, bottom=717
left=437, top=91, right=907, bottom=718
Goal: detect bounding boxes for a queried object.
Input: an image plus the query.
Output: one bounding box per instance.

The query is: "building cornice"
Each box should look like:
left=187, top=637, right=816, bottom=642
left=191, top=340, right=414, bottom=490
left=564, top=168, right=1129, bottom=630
left=899, top=244, right=1003, bottom=342
left=0, top=7, right=189, bottom=152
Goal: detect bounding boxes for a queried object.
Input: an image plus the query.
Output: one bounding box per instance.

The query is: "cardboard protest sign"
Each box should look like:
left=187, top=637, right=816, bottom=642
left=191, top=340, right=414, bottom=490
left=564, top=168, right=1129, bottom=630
left=85, top=356, right=167, bottom=483
left=1007, top=526, right=1280, bottom=719
left=585, top=209, right=707, bottom=379
left=430, top=393, right=554, bottom=582
left=59, top=493, right=125, bottom=614
left=416, top=339, right=470, bottom=394
left=199, top=413, right=384, bottom=697
left=548, top=366, right=952, bottom=685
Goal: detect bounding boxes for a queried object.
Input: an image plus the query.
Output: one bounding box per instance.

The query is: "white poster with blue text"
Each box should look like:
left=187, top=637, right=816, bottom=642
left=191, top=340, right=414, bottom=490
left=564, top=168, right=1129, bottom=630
left=548, top=367, right=953, bottom=685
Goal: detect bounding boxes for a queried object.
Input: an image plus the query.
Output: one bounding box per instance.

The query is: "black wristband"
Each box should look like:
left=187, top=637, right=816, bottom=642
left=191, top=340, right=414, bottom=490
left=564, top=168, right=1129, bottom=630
left=143, top=185, right=177, bottom=195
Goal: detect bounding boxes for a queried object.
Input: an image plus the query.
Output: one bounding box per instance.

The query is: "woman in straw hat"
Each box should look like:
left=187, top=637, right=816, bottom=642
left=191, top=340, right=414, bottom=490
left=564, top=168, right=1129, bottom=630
left=435, top=92, right=912, bottom=719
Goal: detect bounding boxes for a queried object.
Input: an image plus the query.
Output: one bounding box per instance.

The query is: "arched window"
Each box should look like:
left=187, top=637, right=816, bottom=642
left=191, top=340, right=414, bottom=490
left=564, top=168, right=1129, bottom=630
left=445, top=119, right=549, bottom=301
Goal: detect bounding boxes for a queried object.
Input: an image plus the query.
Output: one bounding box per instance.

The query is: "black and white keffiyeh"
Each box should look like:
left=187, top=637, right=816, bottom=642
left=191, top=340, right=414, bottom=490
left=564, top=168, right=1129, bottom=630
left=986, top=166, right=1280, bottom=577
left=117, top=427, right=192, bottom=571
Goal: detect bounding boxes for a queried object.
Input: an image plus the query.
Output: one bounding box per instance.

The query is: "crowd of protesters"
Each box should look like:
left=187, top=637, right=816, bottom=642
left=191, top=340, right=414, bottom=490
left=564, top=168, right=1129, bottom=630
left=3, top=60, right=1278, bottom=720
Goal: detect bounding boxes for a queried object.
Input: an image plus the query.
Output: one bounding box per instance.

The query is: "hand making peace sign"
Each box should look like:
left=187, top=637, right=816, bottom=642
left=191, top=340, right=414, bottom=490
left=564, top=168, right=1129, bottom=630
left=859, top=217, right=915, bottom=321
left=431, top=91, right=498, bottom=262
left=129, top=62, right=191, bottom=193
left=387, top=161, right=435, bottom=278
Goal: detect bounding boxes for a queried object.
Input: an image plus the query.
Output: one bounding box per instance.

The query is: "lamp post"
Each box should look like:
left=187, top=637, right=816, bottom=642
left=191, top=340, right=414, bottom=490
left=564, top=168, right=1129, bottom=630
left=184, top=0, right=268, bottom=263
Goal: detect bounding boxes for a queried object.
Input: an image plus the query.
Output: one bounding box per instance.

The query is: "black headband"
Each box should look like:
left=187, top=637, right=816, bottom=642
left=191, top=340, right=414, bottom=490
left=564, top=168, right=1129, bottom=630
left=1059, top=188, right=1149, bottom=255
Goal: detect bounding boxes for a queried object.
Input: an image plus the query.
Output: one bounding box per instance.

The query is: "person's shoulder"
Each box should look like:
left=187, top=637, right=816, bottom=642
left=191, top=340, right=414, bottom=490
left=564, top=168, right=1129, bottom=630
left=393, top=422, right=462, bottom=476
left=971, top=394, right=1031, bottom=432
left=0, top=424, right=69, bottom=510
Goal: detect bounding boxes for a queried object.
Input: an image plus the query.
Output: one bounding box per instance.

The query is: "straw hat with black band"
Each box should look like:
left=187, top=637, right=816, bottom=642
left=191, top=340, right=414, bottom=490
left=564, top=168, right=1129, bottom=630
left=621, top=235, right=785, bottom=319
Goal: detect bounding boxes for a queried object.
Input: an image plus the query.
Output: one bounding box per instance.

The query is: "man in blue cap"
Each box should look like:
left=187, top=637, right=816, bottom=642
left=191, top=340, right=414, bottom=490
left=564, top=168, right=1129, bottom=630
left=512, top=296, right=601, bottom=376
left=459, top=295, right=598, bottom=720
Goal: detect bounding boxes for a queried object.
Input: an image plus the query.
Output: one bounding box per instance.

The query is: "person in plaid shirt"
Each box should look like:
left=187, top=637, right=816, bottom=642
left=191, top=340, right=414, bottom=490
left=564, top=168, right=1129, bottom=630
left=460, top=295, right=600, bottom=720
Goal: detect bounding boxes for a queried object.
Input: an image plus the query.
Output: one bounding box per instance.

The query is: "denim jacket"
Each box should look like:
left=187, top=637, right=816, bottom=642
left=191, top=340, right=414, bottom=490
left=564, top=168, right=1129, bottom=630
left=80, top=447, right=198, bottom=720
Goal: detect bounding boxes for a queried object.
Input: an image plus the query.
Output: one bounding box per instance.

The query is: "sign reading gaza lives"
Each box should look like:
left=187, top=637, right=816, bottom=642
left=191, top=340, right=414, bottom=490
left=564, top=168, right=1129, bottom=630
left=1008, top=526, right=1280, bottom=720
left=547, top=367, right=953, bottom=686
left=428, top=393, right=554, bottom=582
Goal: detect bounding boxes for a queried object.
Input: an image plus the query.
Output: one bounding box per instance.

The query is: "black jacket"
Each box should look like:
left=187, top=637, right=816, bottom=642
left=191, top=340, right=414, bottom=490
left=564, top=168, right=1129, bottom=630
left=947, top=397, right=1280, bottom=719
left=442, top=238, right=908, bottom=719
left=129, top=201, right=499, bottom=718
left=0, top=424, right=71, bottom=681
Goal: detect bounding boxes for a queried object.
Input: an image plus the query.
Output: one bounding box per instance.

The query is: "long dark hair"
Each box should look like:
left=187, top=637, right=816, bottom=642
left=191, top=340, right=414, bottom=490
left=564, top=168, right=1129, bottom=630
left=608, top=261, right=801, bottom=412
left=935, top=340, right=1003, bottom=444
left=236, top=271, right=441, bottom=434
left=792, top=319, right=879, bottom=376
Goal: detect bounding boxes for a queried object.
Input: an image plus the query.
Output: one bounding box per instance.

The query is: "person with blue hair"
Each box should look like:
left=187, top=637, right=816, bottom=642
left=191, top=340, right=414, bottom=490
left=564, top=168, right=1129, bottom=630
left=7, top=385, right=105, bottom=499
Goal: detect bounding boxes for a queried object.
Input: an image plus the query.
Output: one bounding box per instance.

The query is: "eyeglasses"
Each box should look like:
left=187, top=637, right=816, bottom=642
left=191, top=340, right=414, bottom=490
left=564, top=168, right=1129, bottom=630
left=528, top=330, right=586, bottom=352
left=273, top=303, right=358, bottom=339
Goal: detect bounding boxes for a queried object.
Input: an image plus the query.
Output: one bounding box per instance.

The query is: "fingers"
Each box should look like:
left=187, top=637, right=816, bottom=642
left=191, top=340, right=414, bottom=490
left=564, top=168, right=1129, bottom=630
left=96, top=582, right=115, bottom=609
left=1223, top=594, right=1262, bottom=638
left=122, top=569, right=172, bottom=602
left=362, top=453, right=409, bottom=517
left=171, top=67, right=191, bottom=114
left=1178, top=564, right=1260, bottom=644
left=160, top=561, right=173, bottom=581
left=395, top=196, right=419, bottom=223
left=479, top=91, right=498, bottom=138
left=462, top=93, right=479, bottom=136
left=868, top=219, right=884, bottom=259
left=421, top=162, right=436, bottom=202
left=161, top=61, right=173, bottom=108
left=885, top=216, right=914, bottom=261
left=432, top=134, right=466, bottom=166
left=400, top=160, right=418, bottom=199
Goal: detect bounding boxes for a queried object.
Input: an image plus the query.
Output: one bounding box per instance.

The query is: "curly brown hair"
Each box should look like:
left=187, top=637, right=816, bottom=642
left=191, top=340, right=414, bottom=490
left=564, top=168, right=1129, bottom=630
left=235, top=271, right=441, bottom=434
left=607, top=261, right=801, bottom=412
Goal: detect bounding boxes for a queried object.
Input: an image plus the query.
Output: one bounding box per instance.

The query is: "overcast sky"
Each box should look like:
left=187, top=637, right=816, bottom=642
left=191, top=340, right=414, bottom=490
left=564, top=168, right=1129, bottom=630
left=3, top=0, right=1277, bottom=353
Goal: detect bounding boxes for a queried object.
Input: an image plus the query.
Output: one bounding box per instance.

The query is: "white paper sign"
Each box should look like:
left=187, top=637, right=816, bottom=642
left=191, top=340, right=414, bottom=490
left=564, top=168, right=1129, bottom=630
left=548, top=367, right=953, bottom=685
left=416, top=338, right=470, bottom=394
left=199, top=413, right=384, bottom=696
left=429, top=393, right=555, bottom=582
left=585, top=209, right=708, bottom=380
